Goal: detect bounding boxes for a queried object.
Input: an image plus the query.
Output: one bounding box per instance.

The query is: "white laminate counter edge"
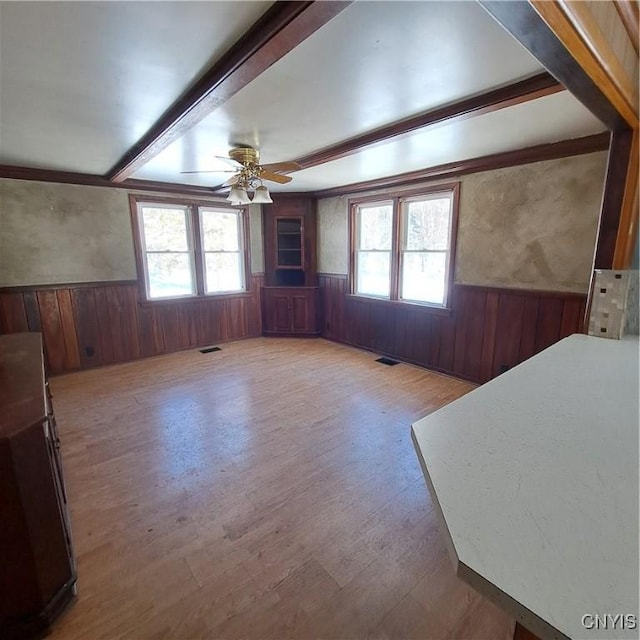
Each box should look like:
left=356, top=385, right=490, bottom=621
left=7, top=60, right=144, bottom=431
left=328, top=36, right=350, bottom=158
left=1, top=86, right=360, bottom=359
left=411, top=334, right=639, bottom=640
left=412, top=425, right=570, bottom=640
left=410, top=428, right=460, bottom=571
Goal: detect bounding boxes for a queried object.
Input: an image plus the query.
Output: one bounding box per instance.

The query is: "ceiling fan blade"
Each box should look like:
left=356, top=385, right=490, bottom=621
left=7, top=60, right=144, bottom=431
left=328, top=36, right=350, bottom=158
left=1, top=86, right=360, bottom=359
left=260, top=161, right=301, bottom=173
left=260, top=170, right=293, bottom=184
left=215, top=155, right=243, bottom=168
left=222, top=174, right=240, bottom=187
left=180, top=169, right=235, bottom=174
left=181, top=152, right=242, bottom=173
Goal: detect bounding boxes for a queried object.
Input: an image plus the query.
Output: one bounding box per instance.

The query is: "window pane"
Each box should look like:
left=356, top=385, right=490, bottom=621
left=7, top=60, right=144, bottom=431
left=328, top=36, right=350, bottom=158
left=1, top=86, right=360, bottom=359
left=405, top=198, right=451, bottom=250
left=205, top=252, right=242, bottom=293
left=201, top=209, right=239, bottom=251
left=142, top=207, right=189, bottom=251
left=147, top=253, right=194, bottom=298
left=401, top=252, right=447, bottom=305
left=357, top=251, right=390, bottom=297
left=358, top=204, right=392, bottom=250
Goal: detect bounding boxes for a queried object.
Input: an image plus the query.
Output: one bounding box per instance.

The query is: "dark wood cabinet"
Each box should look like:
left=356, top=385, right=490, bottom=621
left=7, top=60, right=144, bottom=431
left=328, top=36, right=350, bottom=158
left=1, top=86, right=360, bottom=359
left=0, top=333, right=76, bottom=640
left=262, top=196, right=320, bottom=335
left=263, top=196, right=317, bottom=288
left=262, top=286, right=320, bottom=335
left=275, top=217, right=304, bottom=269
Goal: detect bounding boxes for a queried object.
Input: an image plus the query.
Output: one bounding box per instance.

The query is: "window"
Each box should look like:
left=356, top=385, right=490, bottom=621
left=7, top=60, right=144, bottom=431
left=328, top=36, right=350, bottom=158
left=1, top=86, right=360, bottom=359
left=354, top=201, right=393, bottom=298
left=200, top=208, right=245, bottom=294
left=130, top=196, right=249, bottom=302
left=351, top=184, right=459, bottom=307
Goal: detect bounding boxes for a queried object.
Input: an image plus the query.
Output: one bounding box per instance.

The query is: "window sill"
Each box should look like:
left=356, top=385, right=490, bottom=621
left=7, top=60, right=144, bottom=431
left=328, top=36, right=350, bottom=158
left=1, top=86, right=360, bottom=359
left=138, top=290, right=255, bottom=307
left=346, top=293, right=453, bottom=316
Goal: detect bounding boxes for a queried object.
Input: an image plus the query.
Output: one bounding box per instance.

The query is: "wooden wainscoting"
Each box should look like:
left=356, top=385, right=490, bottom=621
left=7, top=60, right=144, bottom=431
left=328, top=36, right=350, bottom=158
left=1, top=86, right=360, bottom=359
left=319, top=274, right=586, bottom=384
left=0, top=275, right=265, bottom=375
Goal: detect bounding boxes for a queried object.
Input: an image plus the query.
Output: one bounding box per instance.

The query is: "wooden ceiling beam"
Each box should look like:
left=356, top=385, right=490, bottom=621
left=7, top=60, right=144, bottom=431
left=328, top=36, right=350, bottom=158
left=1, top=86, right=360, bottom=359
left=480, top=0, right=638, bottom=271
left=0, top=133, right=609, bottom=199
left=532, top=0, right=638, bottom=125
left=293, top=72, right=563, bottom=170
left=312, top=133, right=610, bottom=198
left=0, top=165, right=225, bottom=198
left=479, top=1, right=629, bottom=131
left=106, top=1, right=353, bottom=183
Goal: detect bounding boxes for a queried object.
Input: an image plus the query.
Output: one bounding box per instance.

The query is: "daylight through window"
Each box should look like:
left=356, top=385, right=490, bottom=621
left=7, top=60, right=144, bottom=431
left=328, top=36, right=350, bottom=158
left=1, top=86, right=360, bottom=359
left=351, top=185, right=458, bottom=307
left=132, top=197, right=248, bottom=302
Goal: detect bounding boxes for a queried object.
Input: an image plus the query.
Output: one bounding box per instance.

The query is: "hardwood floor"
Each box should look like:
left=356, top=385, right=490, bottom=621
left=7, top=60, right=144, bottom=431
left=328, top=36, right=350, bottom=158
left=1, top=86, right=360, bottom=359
left=48, top=337, right=513, bottom=640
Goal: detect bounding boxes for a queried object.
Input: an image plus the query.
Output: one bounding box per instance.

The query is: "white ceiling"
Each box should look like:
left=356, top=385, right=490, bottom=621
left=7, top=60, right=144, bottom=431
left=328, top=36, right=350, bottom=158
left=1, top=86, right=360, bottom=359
left=0, top=1, right=271, bottom=173
left=0, top=1, right=607, bottom=191
left=276, top=91, right=607, bottom=192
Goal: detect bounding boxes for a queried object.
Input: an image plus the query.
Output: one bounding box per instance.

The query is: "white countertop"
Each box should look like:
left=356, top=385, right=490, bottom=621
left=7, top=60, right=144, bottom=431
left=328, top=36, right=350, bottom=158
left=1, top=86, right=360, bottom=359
left=412, top=334, right=639, bottom=639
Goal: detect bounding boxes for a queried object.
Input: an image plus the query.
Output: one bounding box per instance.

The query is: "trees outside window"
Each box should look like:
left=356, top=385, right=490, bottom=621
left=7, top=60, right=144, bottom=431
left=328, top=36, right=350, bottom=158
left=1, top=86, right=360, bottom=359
left=130, top=196, right=249, bottom=302
left=351, top=184, right=459, bottom=308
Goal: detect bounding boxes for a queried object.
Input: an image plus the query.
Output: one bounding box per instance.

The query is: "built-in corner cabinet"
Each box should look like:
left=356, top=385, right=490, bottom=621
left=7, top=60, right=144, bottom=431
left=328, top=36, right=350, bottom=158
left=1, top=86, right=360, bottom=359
left=262, top=196, right=320, bottom=336
left=0, top=333, right=76, bottom=640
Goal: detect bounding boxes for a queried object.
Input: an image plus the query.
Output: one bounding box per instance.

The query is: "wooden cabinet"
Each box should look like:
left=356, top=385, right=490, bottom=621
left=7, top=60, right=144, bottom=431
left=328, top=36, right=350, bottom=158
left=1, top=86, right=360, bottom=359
left=275, top=217, right=304, bottom=269
left=262, top=286, right=320, bottom=336
left=0, top=333, right=76, bottom=640
left=262, top=196, right=320, bottom=335
left=263, top=196, right=317, bottom=288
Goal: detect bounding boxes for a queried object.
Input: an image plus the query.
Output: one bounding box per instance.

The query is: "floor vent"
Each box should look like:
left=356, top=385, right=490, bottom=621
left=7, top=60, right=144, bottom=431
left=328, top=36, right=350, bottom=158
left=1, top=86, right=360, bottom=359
left=200, top=346, right=222, bottom=354
left=376, top=357, right=399, bottom=366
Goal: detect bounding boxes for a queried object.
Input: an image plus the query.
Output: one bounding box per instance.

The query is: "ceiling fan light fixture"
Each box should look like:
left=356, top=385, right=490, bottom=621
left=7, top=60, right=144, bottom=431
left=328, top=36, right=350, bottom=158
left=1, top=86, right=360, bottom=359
left=251, top=184, right=273, bottom=204
left=227, top=186, right=251, bottom=205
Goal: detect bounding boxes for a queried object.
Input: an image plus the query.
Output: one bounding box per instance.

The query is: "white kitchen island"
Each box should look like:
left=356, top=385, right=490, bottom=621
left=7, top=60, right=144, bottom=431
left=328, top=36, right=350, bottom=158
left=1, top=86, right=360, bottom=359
left=412, top=334, right=639, bottom=640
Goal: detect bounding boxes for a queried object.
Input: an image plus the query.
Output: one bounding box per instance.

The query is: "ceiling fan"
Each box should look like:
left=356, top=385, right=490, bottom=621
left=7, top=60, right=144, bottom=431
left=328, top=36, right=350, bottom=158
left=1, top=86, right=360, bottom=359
left=181, top=146, right=301, bottom=205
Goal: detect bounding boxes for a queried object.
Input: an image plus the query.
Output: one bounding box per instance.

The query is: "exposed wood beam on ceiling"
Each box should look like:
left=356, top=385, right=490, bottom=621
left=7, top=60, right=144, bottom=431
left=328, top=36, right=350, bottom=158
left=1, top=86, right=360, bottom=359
left=0, top=133, right=609, bottom=198
left=536, top=0, right=638, bottom=123
left=0, top=165, right=226, bottom=198
left=479, top=1, right=628, bottom=132
left=312, top=133, right=610, bottom=198
left=106, top=1, right=353, bottom=183
left=293, top=72, right=563, bottom=170
left=122, top=179, right=230, bottom=198
left=481, top=0, right=638, bottom=273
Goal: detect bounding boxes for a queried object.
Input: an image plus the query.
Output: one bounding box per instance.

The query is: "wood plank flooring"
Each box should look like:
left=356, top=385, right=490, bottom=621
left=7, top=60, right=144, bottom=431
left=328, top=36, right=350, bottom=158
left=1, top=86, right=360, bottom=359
left=48, top=337, right=513, bottom=639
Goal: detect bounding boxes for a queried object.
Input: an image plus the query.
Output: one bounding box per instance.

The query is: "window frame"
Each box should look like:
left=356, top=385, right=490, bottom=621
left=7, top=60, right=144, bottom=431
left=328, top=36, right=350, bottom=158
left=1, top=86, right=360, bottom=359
left=353, top=199, right=395, bottom=300
left=198, top=206, right=247, bottom=295
left=348, top=183, right=460, bottom=310
left=129, top=195, right=252, bottom=305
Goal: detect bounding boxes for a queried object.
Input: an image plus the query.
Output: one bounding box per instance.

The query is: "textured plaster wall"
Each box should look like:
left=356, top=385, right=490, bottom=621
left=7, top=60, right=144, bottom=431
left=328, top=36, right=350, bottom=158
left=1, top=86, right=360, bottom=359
left=317, top=195, right=350, bottom=275
left=0, top=178, right=264, bottom=286
left=0, top=179, right=136, bottom=286
left=456, top=152, right=607, bottom=292
left=317, top=151, right=608, bottom=293
left=248, top=203, right=264, bottom=274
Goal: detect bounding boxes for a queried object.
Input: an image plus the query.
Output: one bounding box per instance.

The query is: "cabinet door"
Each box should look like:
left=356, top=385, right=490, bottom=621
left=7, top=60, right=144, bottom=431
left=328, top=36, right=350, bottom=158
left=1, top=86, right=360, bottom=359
left=273, top=294, right=292, bottom=331
left=291, top=295, right=309, bottom=332
left=275, top=217, right=303, bottom=269
left=44, top=419, right=76, bottom=572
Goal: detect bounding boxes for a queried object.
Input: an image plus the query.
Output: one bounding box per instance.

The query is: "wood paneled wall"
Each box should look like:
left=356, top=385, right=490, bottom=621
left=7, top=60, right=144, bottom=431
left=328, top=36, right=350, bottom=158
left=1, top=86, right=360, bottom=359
left=0, top=276, right=265, bottom=375
left=0, top=273, right=586, bottom=383
left=319, top=274, right=586, bottom=383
